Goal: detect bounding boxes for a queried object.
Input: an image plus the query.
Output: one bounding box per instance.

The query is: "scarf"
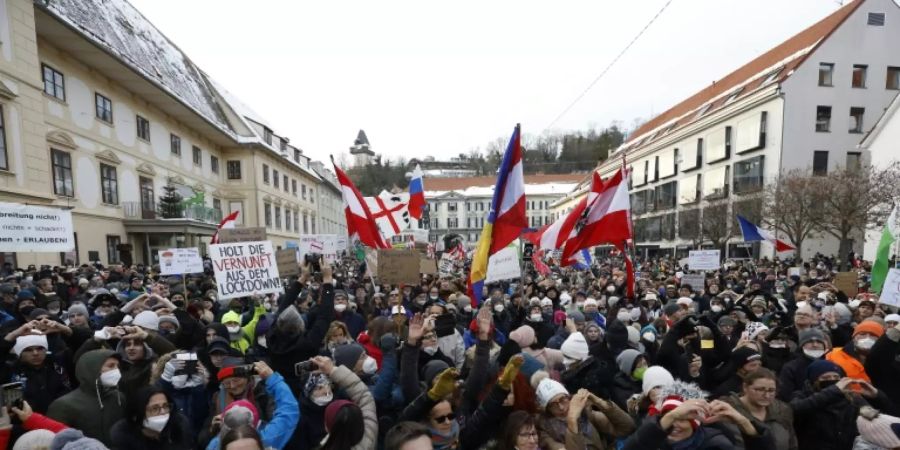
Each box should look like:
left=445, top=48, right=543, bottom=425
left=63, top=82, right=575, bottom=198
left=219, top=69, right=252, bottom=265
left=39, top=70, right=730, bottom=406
left=670, top=425, right=707, bottom=450
left=428, top=420, right=460, bottom=450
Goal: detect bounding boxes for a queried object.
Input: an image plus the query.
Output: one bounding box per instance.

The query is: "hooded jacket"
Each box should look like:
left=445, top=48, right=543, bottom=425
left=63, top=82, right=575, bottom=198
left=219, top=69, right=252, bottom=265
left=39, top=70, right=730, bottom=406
left=47, top=349, right=126, bottom=446
left=222, top=304, right=266, bottom=354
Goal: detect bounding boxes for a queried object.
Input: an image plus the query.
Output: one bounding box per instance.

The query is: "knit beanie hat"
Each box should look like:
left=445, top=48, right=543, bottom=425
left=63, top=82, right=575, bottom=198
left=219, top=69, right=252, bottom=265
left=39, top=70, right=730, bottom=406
left=509, top=325, right=536, bottom=349
left=132, top=310, right=159, bottom=331
left=535, top=378, right=569, bottom=410
left=422, top=360, right=450, bottom=386
left=333, top=343, right=365, bottom=369
left=13, top=333, right=48, bottom=357
left=744, top=322, right=769, bottom=340
left=158, top=314, right=180, bottom=330
left=560, top=332, right=589, bottom=366
left=324, top=399, right=355, bottom=432
left=567, top=310, right=585, bottom=324
left=662, top=302, right=680, bottom=317
left=885, top=313, right=900, bottom=324
left=642, top=365, right=675, bottom=395
left=518, top=353, right=545, bottom=383
left=854, top=320, right=885, bottom=338
left=616, top=349, right=642, bottom=375
left=303, top=372, right=332, bottom=398
left=626, top=326, right=640, bottom=347
left=857, top=406, right=900, bottom=448
left=67, top=303, right=89, bottom=318
left=13, top=429, right=55, bottom=450
left=731, top=346, right=762, bottom=369
left=50, top=429, right=106, bottom=450
left=223, top=399, right=261, bottom=428
left=798, top=328, right=827, bottom=347
left=277, top=305, right=305, bottom=334
left=806, top=359, right=844, bottom=382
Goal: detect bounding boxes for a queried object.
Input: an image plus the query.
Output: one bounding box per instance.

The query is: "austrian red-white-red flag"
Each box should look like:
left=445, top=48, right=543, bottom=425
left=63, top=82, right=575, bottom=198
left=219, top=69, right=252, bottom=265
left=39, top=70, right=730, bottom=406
left=561, top=166, right=631, bottom=263
left=210, top=210, right=239, bottom=244
left=535, top=172, right=602, bottom=253
left=332, top=161, right=390, bottom=249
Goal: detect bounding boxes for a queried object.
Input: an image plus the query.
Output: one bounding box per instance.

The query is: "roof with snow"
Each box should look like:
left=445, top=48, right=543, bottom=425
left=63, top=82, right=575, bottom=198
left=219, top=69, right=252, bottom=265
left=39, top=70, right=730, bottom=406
left=618, top=0, right=864, bottom=153
left=424, top=173, right=584, bottom=198
left=37, top=0, right=234, bottom=133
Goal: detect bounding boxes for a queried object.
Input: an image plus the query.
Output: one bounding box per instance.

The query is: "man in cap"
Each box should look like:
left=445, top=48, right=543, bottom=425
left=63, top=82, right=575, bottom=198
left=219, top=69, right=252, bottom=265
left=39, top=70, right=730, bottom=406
left=777, top=328, right=830, bottom=401
left=827, top=320, right=884, bottom=382
left=0, top=332, right=71, bottom=414
left=333, top=289, right=365, bottom=339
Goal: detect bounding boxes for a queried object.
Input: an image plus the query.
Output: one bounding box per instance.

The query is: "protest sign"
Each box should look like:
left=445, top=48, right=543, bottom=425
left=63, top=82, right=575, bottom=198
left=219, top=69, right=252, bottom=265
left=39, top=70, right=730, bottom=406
left=0, top=202, right=75, bottom=252
left=688, top=250, right=720, bottom=271
left=420, top=256, right=437, bottom=275
left=298, top=234, right=339, bottom=263
left=834, top=271, right=859, bottom=297
left=788, top=267, right=802, bottom=277
left=275, top=248, right=300, bottom=277
left=681, top=273, right=706, bottom=292
left=210, top=241, right=283, bottom=300
left=486, top=241, right=521, bottom=283
left=158, top=248, right=203, bottom=275
left=438, top=253, right=456, bottom=277
left=365, top=249, right=378, bottom=277
left=376, top=250, right=420, bottom=285
left=879, top=269, right=900, bottom=308
left=218, top=227, right=266, bottom=243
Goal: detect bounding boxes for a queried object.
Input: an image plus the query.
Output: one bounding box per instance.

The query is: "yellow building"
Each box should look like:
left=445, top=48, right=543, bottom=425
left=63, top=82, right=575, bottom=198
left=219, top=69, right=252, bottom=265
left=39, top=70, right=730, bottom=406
left=0, top=0, right=333, bottom=267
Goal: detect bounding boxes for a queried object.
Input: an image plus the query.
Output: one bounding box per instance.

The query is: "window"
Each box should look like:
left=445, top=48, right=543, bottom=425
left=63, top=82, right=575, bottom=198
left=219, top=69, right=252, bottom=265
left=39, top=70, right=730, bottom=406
left=868, top=12, right=885, bottom=26
left=100, top=163, right=118, bottom=204
left=679, top=174, right=700, bottom=205
left=763, top=67, right=783, bottom=85
left=448, top=202, right=457, bottom=212
left=679, top=208, right=701, bottom=241
left=852, top=64, right=868, bottom=88
left=303, top=212, right=309, bottom=233
left=887, top=67, right=900, bottom=90
left=136, top=115, right=150, bottom=141
left=273, top=170, right=279, bottom=188
left=703, top=166, right=729, bottom=199
left=846, top=152, right=862, bottom=171
left=736, top=112, right=767, bottom=153
left=192, top=146, right=202, bottom=166
left=655, top=181, right=677, bottom=210
left=293, top=149, right=301, bottom=163
left=51, top=149, right=74, bottom=197
left=95, top=93, right=113, bottom=123
left=273, top=207, right=281, bottom=228
left=309, top=188, right=314, bottom=203
left=818, top=63, right=834, bottom=86
left=264, top=203, right=272, bottom=227
left=705, top=127, right=731, bottom=163
left=262, top=164, right=270, bottom=184
left=227, top=160, right=242, bottom=180
left=849, top=107, right=865, bottom=133
left=280, top=139, right=287, bottom=152
left=816, top=106, right=832, bottom=132
left=106, top=236, right=121, bottom=264
left=264, top=127, right=273, bottom=145
left=170, top=134, right=181, bottom=156
left=213, top=198, right=222, bottom=217
left=301, top=184, right=307, bottom=200
left=698, top=103, right=712, bottom=116
left=733, top=156, right=765, bottom=194
left=448, top=218, right=459, bottom=228
left=432, top=218, right=439, bottom=229
left=211, top=155, right=219, bottom=174
left=0, top=106, right=7, bottom=170
left=229, top=201, right=245, bottom=225
left=813, top=151, right=829, bottom=176
left=292, top=179, right=297, bottom=196
left=41, top=64, right=65, bottom=100
left=725, top=87, right=743, bottom=104
left=285, top=209, right=291, bottom=231
left=283, top=175, right=288, bottom=192
left=293, top=211, right=299, bottom=231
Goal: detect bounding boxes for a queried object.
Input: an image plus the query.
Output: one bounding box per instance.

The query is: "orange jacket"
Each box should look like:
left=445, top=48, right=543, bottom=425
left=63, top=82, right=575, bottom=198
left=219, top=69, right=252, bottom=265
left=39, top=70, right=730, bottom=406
left=826, top=347, right=870, bottom=382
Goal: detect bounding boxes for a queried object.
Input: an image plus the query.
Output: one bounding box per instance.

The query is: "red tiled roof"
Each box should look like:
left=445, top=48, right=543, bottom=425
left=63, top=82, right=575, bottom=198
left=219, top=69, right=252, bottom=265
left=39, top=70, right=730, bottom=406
left=624, top=0, right=864, bottom=146
left=425, top=173, right=585, bottom=192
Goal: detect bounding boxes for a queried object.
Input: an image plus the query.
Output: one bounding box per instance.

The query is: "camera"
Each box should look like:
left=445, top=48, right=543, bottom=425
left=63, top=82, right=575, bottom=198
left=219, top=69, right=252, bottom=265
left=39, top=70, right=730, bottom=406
left=304, top=253, right=322, bottom=273
left=294, top=360, right=318, bottom=376
left=231, top=364, right=257, bottom=377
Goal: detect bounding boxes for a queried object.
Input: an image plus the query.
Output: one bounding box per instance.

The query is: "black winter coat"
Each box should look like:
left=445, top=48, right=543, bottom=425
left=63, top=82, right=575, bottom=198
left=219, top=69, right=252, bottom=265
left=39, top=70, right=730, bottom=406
left=776, top=352, right=813, bottom=402
left=561, top=356, right=615, bottom=400
left=865, top=328, right=900, bottom=415
left=611, top=371, right=641, bottom=412
left=109, top=413, right=195, bottom=450
left=790, top=383, right=891, bottom=450
left=623, top=416, right=775, bottom=450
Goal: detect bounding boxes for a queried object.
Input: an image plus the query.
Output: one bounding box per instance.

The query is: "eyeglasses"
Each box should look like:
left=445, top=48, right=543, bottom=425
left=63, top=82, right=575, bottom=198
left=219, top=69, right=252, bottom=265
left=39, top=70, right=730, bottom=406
left=431, top=413, right=455, bottom=424
left=518, top=431, right=539, bottom=440
left=146, top=403, right=171, bottom=415
left=423, top=333, right=437, bottom=340
left=750, top=387, right=776, bottom=395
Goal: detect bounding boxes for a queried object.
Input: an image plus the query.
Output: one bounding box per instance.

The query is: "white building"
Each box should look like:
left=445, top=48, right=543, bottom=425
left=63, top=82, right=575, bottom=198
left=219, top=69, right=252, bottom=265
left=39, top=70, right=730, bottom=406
left=310, top=161, right=348, bottom=235
left=421, top=174, right=584, bottom=247
left=598, top=0, right=900, bottom=259
left=859, top=92, right=900, bottom=260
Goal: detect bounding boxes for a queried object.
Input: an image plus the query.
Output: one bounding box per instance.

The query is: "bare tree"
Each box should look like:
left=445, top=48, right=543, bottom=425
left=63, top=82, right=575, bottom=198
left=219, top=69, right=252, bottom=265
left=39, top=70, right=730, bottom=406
left=764, top=170, right=825, bottom=260
left=702, top=202, right=731, bottom=252
left=816, top=162, right=900, bottom=269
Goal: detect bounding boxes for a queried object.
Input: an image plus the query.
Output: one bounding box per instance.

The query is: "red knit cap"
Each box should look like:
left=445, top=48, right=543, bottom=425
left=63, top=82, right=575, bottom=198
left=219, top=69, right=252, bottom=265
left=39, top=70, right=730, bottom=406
left=324, top=399, right=354, bottom=432
left=854, top=320, right=885, bottom=338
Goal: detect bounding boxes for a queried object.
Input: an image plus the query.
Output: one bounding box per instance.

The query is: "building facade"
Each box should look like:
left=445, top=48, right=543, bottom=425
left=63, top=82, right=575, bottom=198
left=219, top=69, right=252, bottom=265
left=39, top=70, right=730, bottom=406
left=0, top=0, right=338, bottom=267
left=310, top=160, right=348, bottom=236
left=599, top=0, right=900, bottom=259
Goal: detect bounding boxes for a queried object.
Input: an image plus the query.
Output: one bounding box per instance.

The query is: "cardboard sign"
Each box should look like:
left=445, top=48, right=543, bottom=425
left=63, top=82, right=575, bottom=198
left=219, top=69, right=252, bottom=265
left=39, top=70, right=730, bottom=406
left=438, top=254, right=456, bottom=276
left=486, top=241, right=522, bottom=283
left=365, top=249, right=378, bottom=278
left=158, top=248, right=203, bottom=275
left=681, top=273, right=706, bottom=292
left=210, top=240, right=283, bottom=300
left=879, top=269, right=900, bottom=307
left=419, top=256, right=437, bottom=275
left=0, top=202, right=75, bottom=252
left=688, top=250, right=720, bottom=271
left=275, top=248, right=300, bottom=277
left=834, top=271, right=859, bottom=297
left=788, top=267, right=802, bottom=277
left=217, top=227, right=266, bottom=243
left=376, top=250, right=420, bottom=285
left=298, top=234, right=339, bottom=264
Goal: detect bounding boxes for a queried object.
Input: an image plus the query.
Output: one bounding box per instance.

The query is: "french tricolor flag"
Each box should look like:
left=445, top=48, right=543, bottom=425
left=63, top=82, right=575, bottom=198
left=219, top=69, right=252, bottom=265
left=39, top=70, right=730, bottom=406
left=408, top=164, right=426, bottom=220
left=736, top=215, right=795, bottom=252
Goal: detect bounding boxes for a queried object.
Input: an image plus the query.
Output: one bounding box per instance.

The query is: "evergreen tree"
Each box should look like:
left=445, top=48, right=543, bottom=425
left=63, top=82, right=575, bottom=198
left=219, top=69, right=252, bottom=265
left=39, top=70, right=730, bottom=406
left=158, top=184, right=183, bottom=218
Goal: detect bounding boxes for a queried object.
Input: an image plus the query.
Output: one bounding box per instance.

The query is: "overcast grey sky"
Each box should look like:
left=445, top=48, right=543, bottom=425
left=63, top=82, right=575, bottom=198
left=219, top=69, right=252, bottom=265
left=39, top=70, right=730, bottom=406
left=130, top=0, right=845, bottom=164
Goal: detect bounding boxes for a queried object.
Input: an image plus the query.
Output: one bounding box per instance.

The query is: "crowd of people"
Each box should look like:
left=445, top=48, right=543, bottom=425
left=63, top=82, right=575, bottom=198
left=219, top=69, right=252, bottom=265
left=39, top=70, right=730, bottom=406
left=0, top=251, right=897, bottom=450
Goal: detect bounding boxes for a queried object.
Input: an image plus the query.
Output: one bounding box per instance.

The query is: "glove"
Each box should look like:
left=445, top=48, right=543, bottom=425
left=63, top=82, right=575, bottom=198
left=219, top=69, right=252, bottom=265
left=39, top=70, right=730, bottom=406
left=498, top=354, right=524, bottom=390
left=427, top=368, right=459, bottom=401
left=379, top=333, right=398, bottom=352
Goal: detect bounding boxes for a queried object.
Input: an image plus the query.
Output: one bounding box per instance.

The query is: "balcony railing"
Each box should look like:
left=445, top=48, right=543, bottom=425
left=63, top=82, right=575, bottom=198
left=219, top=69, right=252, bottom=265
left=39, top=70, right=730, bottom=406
left=123, top=202, right=222, bottom=224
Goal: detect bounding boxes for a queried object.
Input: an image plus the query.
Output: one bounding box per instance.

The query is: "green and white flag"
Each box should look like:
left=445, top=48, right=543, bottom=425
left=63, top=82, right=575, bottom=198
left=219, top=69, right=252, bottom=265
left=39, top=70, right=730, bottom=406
left=872, top=205, right=900, bottom=293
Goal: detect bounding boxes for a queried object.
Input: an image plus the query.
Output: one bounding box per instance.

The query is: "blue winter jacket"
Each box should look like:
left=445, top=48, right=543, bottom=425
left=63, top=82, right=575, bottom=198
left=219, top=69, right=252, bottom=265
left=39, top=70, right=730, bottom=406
left=206, top=371, right=300, bottom=450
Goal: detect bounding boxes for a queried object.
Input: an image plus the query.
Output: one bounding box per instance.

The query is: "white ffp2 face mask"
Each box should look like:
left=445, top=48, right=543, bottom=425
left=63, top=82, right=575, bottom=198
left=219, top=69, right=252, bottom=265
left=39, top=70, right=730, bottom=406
left=362, top=356, right=378, bottom=375
left=100, top=368, right=121, bottom=387
left=312, top=392, right=333, bottom=406
left=143, top=414, right=169, bottom=432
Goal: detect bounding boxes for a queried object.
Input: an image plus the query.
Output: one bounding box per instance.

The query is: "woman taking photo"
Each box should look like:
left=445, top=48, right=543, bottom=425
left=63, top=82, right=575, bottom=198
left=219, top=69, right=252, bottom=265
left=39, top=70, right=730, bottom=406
left=109, top=385, right=194, bottom=450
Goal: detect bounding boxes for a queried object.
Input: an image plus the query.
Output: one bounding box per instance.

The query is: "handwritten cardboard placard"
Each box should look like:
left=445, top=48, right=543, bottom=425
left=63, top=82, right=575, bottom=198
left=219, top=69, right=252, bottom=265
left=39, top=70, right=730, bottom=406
left=376, top=250, right=420, bottom=285
left=159, top=248, right=203, bottom=275
left=485, top=241, right=522, bottom=283
left=217, top=227, right=266, bottom=243
left=879, top=269, right=900, bottom=308
left=420, top=256, right=437, bottom=275
left=834, top=271, right=858, bottom=297
left=210, top=240, right=283, bottom=300
left=275, top=248, right=300, bottom=277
